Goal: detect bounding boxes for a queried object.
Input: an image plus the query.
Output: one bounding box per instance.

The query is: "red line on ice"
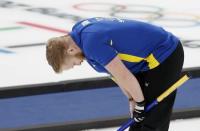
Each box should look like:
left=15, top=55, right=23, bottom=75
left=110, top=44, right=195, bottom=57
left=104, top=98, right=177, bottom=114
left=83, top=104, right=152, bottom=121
left=17, top=21, right=69, bottom=34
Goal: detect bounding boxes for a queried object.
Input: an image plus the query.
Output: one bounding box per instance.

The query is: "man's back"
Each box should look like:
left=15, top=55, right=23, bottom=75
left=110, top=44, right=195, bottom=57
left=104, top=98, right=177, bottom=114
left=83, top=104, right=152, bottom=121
left=70, top=17, right=179, bottom=73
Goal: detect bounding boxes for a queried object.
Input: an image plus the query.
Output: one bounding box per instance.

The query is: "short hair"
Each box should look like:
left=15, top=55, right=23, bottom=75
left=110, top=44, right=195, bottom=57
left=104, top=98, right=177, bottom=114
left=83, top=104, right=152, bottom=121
left=46, top=36, right=69, bottom=73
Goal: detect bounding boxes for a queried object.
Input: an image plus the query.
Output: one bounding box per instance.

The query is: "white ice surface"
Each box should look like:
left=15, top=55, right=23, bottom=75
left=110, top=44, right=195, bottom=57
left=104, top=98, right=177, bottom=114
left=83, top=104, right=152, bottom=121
left=85, top=118, right=200, bottom=131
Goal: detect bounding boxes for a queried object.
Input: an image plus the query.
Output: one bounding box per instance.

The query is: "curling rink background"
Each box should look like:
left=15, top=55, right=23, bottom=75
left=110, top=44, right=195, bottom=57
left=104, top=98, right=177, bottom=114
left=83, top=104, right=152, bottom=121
left=0, top=0, right=200, bottom=130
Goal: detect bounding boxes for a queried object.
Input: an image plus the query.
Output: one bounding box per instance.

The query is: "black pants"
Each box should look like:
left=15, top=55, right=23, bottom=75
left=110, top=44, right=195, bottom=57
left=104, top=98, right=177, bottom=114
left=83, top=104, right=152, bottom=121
left=129, top=43, right=184, bottom=131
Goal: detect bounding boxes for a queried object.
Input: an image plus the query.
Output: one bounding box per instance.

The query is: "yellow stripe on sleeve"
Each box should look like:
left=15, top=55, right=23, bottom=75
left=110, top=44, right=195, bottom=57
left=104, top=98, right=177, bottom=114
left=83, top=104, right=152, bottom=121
left=118, top=53, right=144, bottom=62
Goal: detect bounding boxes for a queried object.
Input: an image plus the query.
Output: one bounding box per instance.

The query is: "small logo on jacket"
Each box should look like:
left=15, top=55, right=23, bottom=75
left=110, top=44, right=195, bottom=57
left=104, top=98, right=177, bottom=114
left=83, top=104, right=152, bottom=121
left=81, top=20, right=90, bottom=26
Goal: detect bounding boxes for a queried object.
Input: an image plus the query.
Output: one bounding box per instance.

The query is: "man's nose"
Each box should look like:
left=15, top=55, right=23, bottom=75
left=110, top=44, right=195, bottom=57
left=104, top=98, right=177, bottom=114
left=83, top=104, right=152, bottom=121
left=77, top=62, right=82, bottom=65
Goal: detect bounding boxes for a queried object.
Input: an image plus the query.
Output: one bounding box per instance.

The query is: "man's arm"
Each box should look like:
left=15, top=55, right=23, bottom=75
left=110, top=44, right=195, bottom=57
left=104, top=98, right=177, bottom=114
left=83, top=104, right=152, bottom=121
left=111, top=77, right=133, bottom=100
left=105, top=55, right=144, bottom=102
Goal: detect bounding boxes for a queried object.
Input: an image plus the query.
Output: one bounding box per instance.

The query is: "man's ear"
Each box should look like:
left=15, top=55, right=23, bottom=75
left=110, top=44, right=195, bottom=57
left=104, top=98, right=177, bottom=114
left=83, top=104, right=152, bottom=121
left=67, top=46, right=77, bottom=55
